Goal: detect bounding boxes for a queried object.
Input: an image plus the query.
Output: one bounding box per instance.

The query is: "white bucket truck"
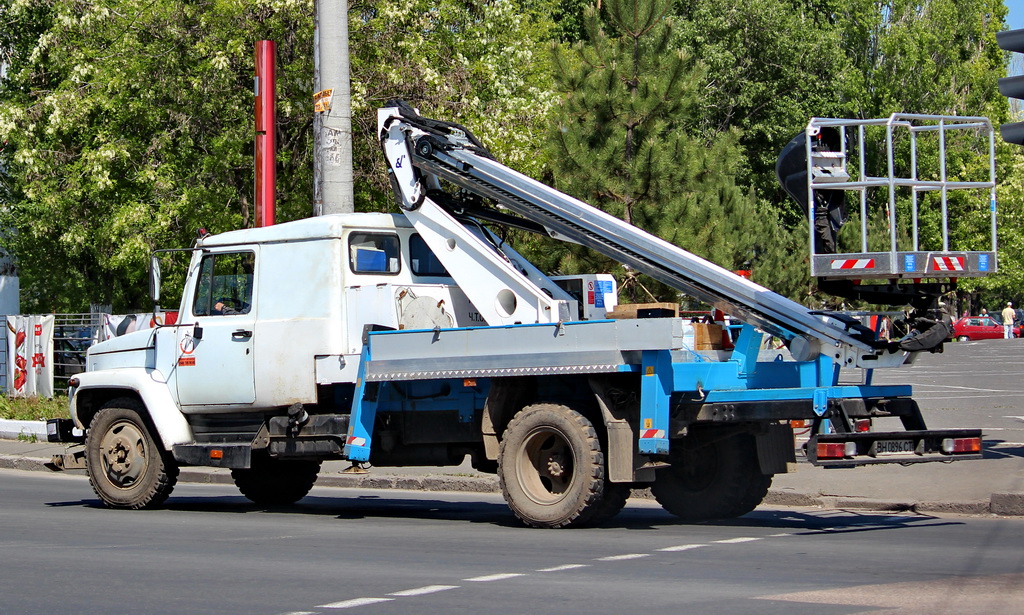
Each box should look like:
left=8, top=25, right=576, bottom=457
left=51, top=103, right=981, bottom=528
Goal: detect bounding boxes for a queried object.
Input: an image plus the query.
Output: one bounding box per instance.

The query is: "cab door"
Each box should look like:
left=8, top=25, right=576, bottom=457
left=176, top=248, right=257, bottom=406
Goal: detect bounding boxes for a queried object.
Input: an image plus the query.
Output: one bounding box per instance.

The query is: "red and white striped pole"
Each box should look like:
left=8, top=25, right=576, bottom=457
left=254, top=40, right=276, bottom=227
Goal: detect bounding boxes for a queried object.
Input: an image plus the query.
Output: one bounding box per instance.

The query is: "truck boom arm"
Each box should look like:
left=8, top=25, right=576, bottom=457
left=378, top=103, right=905, bottom=367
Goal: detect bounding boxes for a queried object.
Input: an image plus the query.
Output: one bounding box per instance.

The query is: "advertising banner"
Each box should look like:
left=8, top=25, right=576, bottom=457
left=6, top=315, right=54, bottom=398
left=101, top=312, right=177, bottom=341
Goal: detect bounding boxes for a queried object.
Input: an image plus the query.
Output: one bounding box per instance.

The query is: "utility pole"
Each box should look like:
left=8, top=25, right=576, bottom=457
left=313, top=0, right=354, bottom=215
left=254, top=40, right=276, bottom=227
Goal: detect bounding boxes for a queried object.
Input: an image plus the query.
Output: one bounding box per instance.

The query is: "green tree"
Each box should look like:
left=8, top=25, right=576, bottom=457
left=544, top=0, right=759, bottom=303
left=833, top=0, right=1016, bottom=310
left=347, top=0, right=559, bottom=207
left=671, top=0, right=1017, bottom=306
left=667, top=0, right=855, bottom=302
left=675, top=0, right=852, bottom=205
left=0, top=0, right=559, bottom=312
left=0, top=0, right=315, bottom=312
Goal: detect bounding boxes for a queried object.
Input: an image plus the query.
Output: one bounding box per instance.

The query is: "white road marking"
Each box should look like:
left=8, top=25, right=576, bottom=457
left=388, top=585, right=459, bottom=597
left=318, top=597, right=394, bottom=609
left=463, top=573, right=525, bottom=582
left=307, top=530, right=812, bottom=612
left=912, top=393, right=1024, bottom=401
left=537, top=564, right=590, bottom=572
left=596, top=553, right=651, bottom=561
left=910, top=384, right=1006, bottom=392
left=657, top=544, right=707, bottom=552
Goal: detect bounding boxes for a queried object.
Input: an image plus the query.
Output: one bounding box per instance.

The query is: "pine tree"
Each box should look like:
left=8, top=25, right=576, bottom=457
left=543, top=0, right=760, bottom=303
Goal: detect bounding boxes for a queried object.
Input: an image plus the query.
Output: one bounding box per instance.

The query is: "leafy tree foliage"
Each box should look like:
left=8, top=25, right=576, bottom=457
left=0, top=0, right=315, bottom=312
left=675, top=0, right=852, bottom=204
left=0, top=0, right=557, bottom=312
left=543, top=0, right=759, bottom=303
left=671, top=0, right=1016, bottom=308
left=0, top=0, right=1020, bottom=315
left=831, top=0, right=1014, bottom=311
left=347, top=0, right=558, bottom=207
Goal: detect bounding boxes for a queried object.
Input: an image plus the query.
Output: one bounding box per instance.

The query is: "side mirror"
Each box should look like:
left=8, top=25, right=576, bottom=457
left=193, top=325, right=203, bottom=341
left=150, top=254, right=162, bottom=304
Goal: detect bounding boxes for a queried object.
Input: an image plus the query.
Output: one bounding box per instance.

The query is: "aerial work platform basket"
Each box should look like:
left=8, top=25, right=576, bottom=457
left=779, top=114, right=998, bottom=282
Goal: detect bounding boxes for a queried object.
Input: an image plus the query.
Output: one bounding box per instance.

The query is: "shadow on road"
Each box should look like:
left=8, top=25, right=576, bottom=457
left=47, top=492, right=965, bottom=534
left=984, top=439, right=1024, bottom=459
left=694, top=508, right=964, bottom=534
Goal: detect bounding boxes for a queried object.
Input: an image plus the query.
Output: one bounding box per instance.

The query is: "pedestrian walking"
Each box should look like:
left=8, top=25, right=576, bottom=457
left=1002, top=302, right=1016, bottom=339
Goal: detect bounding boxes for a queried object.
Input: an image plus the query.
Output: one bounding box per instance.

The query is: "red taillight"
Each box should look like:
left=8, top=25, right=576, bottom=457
left=854, top=419, right=871, bottom=433
left=942, top=437, right=981, bottom=454
left=817, top=442, right=856, bottom=459
left=210, top=449, right=224, bottom=460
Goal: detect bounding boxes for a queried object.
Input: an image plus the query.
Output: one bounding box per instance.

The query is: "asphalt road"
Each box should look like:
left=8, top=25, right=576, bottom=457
left=2, top=469, right=1023, bottom=615
left=869, top=337, right=1024, bottom=443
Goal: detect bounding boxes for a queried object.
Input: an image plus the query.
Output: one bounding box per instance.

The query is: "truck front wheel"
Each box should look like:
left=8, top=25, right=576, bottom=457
left=499, top=403, right=615, bottom=528
left=85, top=400, right=179, bottom=509
left=651, top=432, right=771, bottom=521
left=231, top=453, right=321, bottom=506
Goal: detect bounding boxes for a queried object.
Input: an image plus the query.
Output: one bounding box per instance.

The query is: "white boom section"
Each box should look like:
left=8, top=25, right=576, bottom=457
left=378, top=105, right=907, bottom=367
left=379, top=108, right=573, bottom=325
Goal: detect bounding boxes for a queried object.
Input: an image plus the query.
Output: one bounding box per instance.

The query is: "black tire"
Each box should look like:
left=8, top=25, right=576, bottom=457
left=85, top=399, right=179, bottom=509
left=584, top=481, right=631, bottom=526
left=957, top=335, right=970, bottom=342
left=651, top=432, right=772, bottom=521
left=499, top=403, right=610, bottom=528
left=231, top=453, right=321, bottom=506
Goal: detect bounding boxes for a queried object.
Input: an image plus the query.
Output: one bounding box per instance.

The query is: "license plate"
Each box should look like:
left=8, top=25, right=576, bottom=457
left=875, top=439, right=916, bottom=455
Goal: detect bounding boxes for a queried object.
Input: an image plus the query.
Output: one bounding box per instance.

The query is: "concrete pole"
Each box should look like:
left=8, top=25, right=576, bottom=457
left=313, top=0, right=355, bottom=215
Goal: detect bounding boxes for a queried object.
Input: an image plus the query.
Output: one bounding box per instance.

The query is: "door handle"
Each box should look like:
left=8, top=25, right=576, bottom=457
left=232, top=329, right=253, bottom=339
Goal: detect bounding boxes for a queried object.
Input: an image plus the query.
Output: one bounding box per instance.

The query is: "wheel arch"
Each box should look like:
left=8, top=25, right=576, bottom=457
left=482, top=373, right=642, bottom=482
left=72, top=370, right=193, bottom=450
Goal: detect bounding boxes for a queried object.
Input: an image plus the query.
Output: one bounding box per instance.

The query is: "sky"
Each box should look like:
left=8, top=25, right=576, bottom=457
left=1009, top=0, right=1024, bottom=29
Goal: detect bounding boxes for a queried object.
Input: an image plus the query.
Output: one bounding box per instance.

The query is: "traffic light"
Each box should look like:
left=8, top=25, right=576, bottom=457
left=998, top=29, right=1024, bottom=144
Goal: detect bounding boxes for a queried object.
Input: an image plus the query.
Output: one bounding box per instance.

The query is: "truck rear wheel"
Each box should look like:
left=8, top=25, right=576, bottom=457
left=85, top=400, right=179, bottom=509
left=231, top=453, right=321, bottom=506
left=499, top=403, right=617, bottom=528
left=651, top=432, right=771, bottom=521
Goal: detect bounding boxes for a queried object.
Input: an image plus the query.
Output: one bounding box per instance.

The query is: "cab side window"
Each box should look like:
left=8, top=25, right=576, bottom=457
left=409, top=234, right=450, bottom=278
left=193, top=252, right=255, bottom=316
left=349, top=233, right=400, bottom=274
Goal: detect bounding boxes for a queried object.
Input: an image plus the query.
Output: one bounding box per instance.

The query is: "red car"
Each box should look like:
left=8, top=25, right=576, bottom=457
left=952, top=315, right=1021, bottom=341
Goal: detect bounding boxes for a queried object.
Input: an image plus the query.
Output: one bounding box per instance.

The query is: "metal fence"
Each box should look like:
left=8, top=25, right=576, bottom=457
left=53, top=313, right=104, bottom=395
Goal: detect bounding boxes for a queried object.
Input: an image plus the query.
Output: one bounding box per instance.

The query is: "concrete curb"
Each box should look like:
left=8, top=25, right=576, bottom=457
left=0, top=419, right=48, bottom=441
left=3, top=450, right=1022, bottom=516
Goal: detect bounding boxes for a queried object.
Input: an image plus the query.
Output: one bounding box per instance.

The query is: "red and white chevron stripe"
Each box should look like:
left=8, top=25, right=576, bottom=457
left=640, top=429, right=665, bottom=439
left=931, top=256, right=964, bottom=271
left=829, top=258, right=875, bottom=270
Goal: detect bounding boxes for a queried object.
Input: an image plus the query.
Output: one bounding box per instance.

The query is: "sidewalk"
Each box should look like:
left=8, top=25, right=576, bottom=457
left=2, top=420, right=1023, bottom=516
